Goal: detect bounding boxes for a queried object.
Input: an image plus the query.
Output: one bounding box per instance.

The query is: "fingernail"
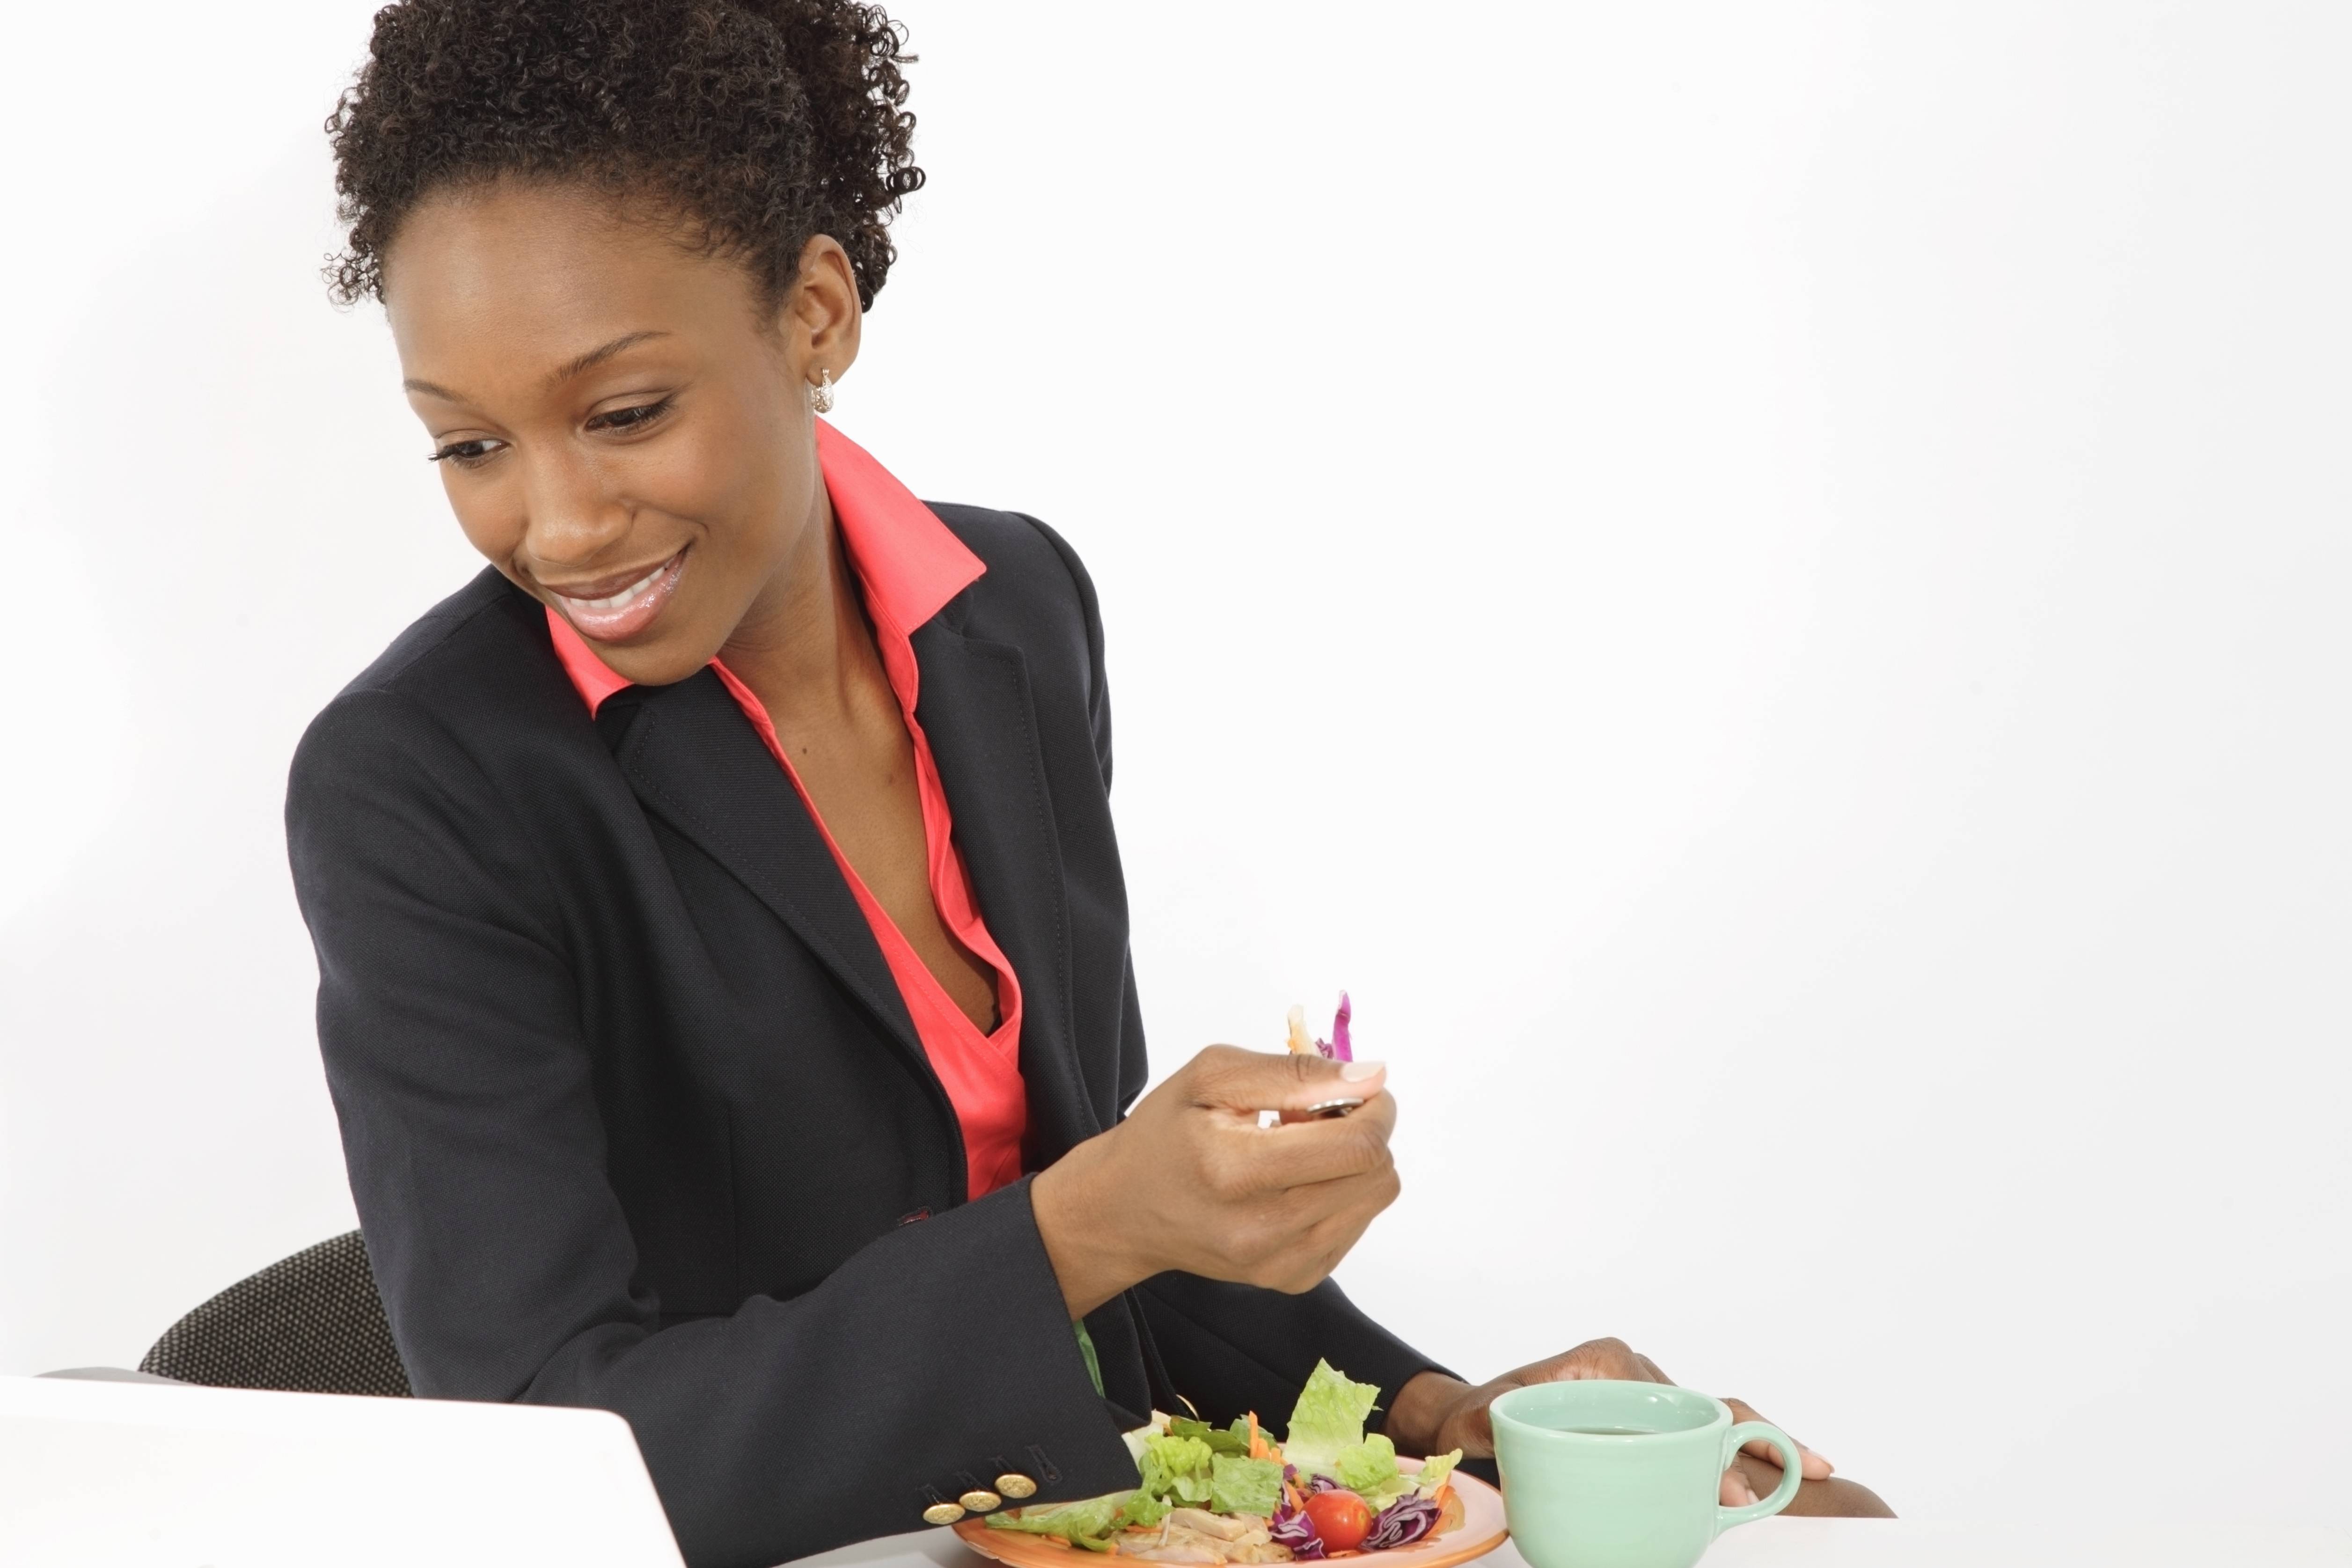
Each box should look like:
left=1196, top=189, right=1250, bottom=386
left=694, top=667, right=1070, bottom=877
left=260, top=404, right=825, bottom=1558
left=1733, top=1477, right=1759, bottom=1506
left=1340, top=1060, right=1385, bottom=1081
left=1802, top=1446, right=1834, bottom=1472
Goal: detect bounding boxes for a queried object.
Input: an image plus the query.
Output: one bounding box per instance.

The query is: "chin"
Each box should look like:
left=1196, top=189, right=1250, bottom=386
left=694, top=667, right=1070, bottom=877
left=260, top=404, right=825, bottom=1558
left=603, top=639, right=718, bottom=688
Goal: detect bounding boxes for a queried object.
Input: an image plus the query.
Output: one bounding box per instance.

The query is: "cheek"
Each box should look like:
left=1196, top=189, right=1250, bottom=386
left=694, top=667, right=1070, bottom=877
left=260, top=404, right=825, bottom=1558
left=655, top=396, right=800, bottom=570
left=634, top=421, right=746, bottom=528
left=443, top=469, right=525, bottom=565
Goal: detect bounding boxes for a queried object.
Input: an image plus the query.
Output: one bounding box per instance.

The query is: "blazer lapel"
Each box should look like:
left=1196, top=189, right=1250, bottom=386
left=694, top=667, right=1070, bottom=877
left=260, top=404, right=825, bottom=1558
left=598, top=672, right=927, bottom=1074
left=911, top=623, right=1102, bottom=1156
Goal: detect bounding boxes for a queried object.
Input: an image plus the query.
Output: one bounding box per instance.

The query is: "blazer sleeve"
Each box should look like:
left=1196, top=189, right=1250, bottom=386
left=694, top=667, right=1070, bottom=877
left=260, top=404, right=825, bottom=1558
left=1131, top=1273, right=1450, bottom=1440
left=1017, top=517, right=1456, bottom=1440
left=287, top=688, right=1140, bottom=1568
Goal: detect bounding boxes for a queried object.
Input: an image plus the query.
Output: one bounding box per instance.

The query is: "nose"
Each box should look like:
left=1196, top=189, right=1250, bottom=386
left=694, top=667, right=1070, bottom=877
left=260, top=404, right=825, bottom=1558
left=518, top=442, right=632, bottom=571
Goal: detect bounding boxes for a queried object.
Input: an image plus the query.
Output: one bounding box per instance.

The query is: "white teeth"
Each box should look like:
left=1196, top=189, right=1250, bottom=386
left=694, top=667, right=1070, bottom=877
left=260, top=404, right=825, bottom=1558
left=573, top=561, right=667, bottom=613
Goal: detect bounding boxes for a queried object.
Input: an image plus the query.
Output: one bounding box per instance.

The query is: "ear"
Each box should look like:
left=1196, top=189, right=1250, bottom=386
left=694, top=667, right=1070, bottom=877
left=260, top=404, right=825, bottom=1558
left=777, top=234, right=864, bottom=392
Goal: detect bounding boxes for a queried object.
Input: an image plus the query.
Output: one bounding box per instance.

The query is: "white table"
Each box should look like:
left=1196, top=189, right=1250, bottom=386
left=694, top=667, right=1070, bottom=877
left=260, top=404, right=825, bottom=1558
left=787, top=1517, right=2352, bottom=1568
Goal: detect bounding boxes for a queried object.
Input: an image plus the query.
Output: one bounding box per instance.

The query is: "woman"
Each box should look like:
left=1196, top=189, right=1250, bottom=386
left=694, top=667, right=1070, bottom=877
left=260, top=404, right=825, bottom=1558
left=290, top=2, right=1888, bottom=1563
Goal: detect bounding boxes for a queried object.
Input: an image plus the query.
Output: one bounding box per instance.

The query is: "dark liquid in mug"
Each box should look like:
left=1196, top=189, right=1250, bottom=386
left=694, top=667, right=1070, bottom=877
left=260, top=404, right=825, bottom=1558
left=1560, top=1426, right=1659, bottom=1436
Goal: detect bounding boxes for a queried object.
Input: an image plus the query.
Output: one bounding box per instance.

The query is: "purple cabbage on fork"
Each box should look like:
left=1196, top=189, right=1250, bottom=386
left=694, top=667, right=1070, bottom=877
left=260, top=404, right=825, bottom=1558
left=1315, top=992, right=1353, bottom=1062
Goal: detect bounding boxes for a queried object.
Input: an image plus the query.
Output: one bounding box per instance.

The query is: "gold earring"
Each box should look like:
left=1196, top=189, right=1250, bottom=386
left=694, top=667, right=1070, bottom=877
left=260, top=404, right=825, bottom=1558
left=810, top=368, right=835, bottom=414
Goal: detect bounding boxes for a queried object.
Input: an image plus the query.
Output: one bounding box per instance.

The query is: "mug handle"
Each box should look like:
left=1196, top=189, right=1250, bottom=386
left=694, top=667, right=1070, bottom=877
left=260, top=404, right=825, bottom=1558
left=1716, top=1421, right=1803, bottom=1530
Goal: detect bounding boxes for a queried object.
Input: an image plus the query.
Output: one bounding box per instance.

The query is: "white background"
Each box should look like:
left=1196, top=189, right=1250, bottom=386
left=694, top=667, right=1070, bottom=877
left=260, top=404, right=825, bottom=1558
left=3, top=0, right=2346, bottom=1531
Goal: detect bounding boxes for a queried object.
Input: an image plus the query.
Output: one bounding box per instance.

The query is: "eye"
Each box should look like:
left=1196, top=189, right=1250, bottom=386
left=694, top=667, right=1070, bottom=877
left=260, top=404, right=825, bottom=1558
left=429, top=437, right=506, bottom=469
left=586, top=396, right=675, bottom=435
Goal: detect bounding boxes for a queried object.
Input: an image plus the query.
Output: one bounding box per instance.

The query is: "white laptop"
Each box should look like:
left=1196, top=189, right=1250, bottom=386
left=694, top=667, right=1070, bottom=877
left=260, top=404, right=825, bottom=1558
left=0, top=1373, right=685, bottom=1567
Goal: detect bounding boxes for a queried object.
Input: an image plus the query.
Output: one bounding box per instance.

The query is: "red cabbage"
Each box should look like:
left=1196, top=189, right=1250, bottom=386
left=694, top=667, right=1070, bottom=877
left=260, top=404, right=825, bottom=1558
left=1274, top=1459, right=1439, bottom=1559
left=1362, top=1493, right=1442, bottom=1551
left=1269, top=1495, right=1326, bottom=1559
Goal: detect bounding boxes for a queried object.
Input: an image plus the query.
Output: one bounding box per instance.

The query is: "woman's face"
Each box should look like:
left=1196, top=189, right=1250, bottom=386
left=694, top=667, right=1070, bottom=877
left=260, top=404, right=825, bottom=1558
left=381, top=181, right=858, bottom=684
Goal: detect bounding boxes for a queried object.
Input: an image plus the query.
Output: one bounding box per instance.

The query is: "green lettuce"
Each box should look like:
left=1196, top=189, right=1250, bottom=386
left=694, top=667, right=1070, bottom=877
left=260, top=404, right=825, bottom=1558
left=1282, top=1359, right=1383, bottom=1477
left=986, top=1491, right=1129, bottom=1551
left=1119, top=1491, right=1171, bottom=1530
left=1138, top=1433, right=1216, bottom=1505
left=1168, top=1415, right=1252, bottom=1457
left=1171, top=1420, right=1260, bottom=1467
left=1209, top=1454, right=1284, bottom=1517
left=1415, top=1449, right=1464, bottom=1491
left=1334, top=1432, right=1399, bottom=1495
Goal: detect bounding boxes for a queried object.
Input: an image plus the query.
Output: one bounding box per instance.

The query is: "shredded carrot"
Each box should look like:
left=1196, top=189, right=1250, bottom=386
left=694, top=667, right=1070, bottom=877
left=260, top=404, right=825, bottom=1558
left=1246, top=1411, right=1273, bottom=1461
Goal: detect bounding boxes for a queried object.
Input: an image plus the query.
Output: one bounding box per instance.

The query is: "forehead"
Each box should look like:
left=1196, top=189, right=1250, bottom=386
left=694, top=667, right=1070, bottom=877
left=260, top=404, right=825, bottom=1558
left=382, top=181, right=755, bottom=381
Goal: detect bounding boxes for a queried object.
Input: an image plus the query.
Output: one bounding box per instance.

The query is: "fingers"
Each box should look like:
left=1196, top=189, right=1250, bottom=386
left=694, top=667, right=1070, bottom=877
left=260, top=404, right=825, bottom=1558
left=1524, top=1337, right=1656, bottom=1382
left=1216, top=1092, right=1399, bottom=1194
left=1719, top=1467, right=1759, bottom=1508
left=1184, top=1044, right=1388, bottom=1114
left=1458, top=1401, right=1497, bottom=1458
left=1236, top=1159, right=1403, bottom=1291
left=1722, top=1398, right=1834, bottom=1479
left=1277, top=1196, right=1390, bottom=1292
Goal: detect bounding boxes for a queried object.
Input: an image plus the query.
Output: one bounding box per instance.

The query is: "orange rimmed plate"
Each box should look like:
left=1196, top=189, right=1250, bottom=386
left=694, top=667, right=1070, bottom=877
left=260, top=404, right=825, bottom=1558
left=953, top=1468, right=1508, bottom=1568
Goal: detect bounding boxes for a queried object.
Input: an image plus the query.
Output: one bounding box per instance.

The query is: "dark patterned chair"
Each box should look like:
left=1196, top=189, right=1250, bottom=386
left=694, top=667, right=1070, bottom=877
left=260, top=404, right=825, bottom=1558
left=137, top=1230, right=412, bottom=1398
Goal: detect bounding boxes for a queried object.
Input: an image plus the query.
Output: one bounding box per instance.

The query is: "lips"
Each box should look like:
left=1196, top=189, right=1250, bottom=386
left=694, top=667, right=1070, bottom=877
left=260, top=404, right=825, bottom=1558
left=545, top=547, right=687, bottom=642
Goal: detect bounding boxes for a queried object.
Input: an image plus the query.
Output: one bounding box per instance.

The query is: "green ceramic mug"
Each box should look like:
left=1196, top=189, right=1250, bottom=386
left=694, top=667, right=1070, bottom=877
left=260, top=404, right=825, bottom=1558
left=1490, top=1380, right=1802, bottom=1568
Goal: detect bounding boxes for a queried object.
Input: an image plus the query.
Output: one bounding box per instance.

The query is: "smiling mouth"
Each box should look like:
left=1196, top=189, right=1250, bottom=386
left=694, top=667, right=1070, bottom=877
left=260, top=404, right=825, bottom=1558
left=545, top=547, right=688, bottom=642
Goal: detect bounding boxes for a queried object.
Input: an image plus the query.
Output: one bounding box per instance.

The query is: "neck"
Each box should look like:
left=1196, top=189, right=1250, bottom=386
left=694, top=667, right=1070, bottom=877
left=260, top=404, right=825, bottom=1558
left=718, top=484, right=881, bottom=727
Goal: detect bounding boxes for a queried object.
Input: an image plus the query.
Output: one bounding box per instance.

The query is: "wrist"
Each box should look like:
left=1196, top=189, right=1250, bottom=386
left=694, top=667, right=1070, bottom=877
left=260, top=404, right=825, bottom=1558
left=1384, top=1370, right=1471, bottom=1457
left=1031, top=1133, right=1151, bottom=1319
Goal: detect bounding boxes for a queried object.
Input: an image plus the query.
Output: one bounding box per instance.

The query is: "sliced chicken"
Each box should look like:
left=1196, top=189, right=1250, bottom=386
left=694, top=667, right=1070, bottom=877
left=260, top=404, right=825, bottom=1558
left=1127, top=1515, right=1292, bottom=1563
left=1165, top=1510, right=1253, bottom=1542
left=1129, top=1524, right=1228, bottom=1563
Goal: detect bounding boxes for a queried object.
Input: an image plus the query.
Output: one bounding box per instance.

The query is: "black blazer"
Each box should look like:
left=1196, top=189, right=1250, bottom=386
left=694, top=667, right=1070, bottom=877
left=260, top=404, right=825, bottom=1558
left=287, top=506, right=1439, bottom=1568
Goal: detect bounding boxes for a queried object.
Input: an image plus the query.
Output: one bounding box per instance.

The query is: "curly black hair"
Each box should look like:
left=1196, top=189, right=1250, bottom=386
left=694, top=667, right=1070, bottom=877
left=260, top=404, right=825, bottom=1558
left=324, top=0, right=923, bottom=309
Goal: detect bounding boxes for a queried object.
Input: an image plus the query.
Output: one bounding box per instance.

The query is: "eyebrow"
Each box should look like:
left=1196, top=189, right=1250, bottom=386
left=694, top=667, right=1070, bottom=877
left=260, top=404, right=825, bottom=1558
left=401, top=330, right=674, bottom=402
left=543, top=330, right=672, bottom=390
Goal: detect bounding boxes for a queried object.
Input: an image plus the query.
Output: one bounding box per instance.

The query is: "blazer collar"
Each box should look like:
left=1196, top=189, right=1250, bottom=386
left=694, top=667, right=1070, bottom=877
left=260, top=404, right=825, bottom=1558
left=592, top=624, right=1100, bottom=1178
left=909, top=620, right=1099, bottom=1157
left=596, top=673, right=927, bottom=1078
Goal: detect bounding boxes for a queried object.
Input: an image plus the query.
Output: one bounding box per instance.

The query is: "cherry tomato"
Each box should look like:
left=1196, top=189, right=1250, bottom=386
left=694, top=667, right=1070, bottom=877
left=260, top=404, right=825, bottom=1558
left=1304, top=1491, right=1373, bottom=1552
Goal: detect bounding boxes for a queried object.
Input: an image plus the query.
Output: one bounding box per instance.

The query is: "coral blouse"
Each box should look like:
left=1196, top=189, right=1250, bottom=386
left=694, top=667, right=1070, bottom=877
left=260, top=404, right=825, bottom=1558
left=543, top=421, right=1027, bottom=1199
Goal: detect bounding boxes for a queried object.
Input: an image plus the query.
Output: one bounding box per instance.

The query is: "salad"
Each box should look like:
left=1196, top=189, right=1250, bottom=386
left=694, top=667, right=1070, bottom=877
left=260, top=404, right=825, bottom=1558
left=985, top=1360, right=1466, bottom=1562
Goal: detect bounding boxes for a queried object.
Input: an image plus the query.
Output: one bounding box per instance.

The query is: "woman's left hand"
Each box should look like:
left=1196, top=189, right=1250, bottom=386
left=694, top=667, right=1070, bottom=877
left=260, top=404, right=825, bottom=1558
left=1381, top=1338, right=1836, bottom=1507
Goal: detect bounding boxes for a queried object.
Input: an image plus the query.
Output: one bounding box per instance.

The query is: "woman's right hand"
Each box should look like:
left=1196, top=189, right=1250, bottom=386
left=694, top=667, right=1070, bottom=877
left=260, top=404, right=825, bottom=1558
left=1030, top=1047, right=1398, bottom=1318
